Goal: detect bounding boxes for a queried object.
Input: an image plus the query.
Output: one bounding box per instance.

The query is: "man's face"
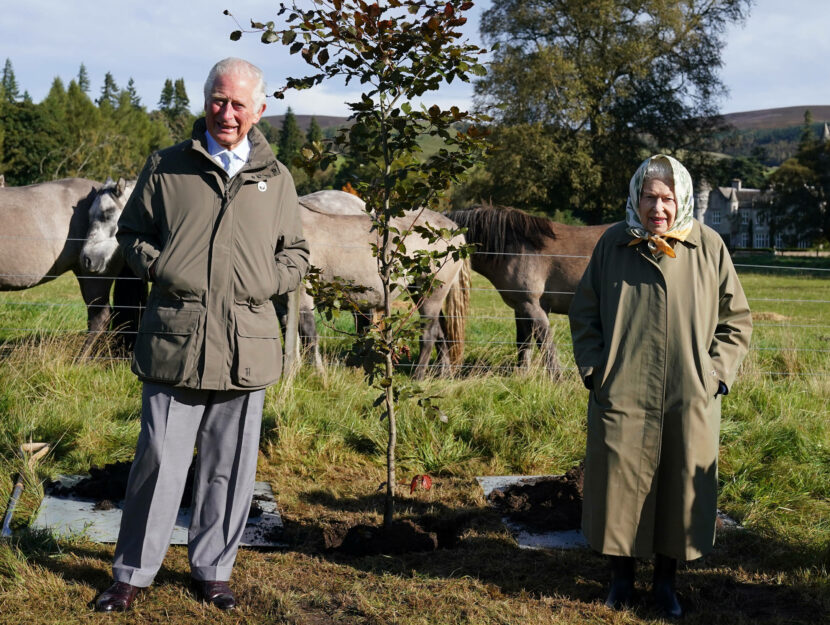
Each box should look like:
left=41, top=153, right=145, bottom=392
left=205, top=71, right=266, bottom=150
left=638, top=177, right=677, bottom=235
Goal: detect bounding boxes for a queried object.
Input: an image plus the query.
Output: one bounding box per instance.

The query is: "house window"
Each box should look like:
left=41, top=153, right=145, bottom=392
left=775, top=233, right=784, bottom=248
left=741, top=211, right=750, bottom=225
left=711, top=211, right=721, bottom=226
left=738, top=232, right=749, bottom=247
left=798, top=239, right=809, bottom=249
left=754, top=232, right=769, bottom=248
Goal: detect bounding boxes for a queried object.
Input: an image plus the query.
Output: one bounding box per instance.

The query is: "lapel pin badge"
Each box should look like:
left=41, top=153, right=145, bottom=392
left=258, top=181, right=267, bottom=192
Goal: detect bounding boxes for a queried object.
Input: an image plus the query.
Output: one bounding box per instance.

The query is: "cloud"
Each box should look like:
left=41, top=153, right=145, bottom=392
left=4, top=0, right=829, bottom=118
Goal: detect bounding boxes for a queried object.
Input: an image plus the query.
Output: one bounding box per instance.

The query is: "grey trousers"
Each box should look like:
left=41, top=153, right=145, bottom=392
left=112, top=382, right=264, bottom=587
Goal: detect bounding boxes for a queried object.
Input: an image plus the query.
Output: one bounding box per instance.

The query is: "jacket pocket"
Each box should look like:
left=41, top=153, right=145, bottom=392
left=132, top=304, right=201, bottom=384
left=701, top=353, right=720, bottom=397
left=232, top=301, right=282, bottom=387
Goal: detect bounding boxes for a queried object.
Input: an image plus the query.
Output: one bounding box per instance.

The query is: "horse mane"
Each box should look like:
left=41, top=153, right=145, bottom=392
left=448, top=204, right=556, bottom=256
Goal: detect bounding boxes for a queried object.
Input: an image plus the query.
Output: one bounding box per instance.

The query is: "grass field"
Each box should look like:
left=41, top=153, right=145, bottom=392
left=0, top=262, right=827, bottom=624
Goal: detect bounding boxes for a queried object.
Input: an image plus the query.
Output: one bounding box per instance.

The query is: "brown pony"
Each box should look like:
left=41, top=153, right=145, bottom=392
left=448, top=205, right=612, bottom=376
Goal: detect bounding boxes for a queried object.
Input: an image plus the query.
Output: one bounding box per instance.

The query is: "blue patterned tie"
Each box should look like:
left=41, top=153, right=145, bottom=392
left=218, top=151, right=232, bottom=174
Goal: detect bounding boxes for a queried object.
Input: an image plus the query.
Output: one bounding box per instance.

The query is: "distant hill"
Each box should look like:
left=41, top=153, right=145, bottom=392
left=709, top=106, right=830, bottom=166
left=721, top=106, right=830, bottom=131
left=264, top=106, right=830, bottom=133
left=261, top=106, right=830, bottom=167
left=262, top=114, right=349, bottom=132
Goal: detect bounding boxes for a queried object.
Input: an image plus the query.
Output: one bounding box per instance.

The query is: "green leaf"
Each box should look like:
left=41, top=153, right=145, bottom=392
left=261, top=31, right=280, bottom=44
left=230, top=30, right=242, bottom=41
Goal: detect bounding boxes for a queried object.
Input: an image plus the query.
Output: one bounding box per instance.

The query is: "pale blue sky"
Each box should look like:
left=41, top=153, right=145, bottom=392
left=1, top=1, right=827, bottom=118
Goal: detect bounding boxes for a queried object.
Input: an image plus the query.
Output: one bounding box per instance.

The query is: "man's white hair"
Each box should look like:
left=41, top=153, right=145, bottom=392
left=204, top=57, right=267, bottom=111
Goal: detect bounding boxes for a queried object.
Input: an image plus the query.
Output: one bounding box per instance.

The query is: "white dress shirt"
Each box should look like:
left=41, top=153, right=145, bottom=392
left=205, top=132, right=251, bottom=177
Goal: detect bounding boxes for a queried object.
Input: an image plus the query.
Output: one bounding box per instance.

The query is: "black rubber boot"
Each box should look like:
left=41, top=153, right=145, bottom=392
left=605, top=555, right=636, bottom=609
left=653, top=553, right=683, bottom=619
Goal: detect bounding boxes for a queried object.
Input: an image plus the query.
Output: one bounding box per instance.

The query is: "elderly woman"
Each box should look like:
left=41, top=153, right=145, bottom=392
left=568, top=154, right=752, bottom=618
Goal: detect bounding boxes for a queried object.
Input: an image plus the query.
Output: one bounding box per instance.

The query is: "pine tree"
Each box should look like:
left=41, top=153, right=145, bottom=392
left=42, top=77, right=68, bottom=126
left=126, top=78, right=141, bottom=108
left=799, top=110, right=817, bottom=153
left=2, top=58, right=20, bottom=103
left=158, top=79, right=174, bottom=112
left=97, top=72, right=119, bottom=109
left=172, top=78, right=190, bottom=116
left=77, top=63, right=90, bottom=93
left=277, top=107, right=304, bottom=165
left=307, top=116, right=323, bottom=143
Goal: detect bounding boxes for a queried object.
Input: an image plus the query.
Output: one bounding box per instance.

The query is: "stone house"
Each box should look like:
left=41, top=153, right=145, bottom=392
left=694, top=122, right=830, bottom=249
left=694, top=179, right=805, bottom=249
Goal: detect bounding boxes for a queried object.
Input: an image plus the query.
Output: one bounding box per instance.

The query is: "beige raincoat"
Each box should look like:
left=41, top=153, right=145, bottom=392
left=569, top=217, right=752, bottom=561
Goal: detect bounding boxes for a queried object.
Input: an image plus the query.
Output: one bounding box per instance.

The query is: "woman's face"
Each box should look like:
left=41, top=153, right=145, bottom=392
left=638, top=177, right=677, bottom=235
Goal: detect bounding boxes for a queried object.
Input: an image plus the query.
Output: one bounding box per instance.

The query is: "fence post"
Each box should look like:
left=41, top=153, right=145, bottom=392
left=283, top=287, right=301, bottom=380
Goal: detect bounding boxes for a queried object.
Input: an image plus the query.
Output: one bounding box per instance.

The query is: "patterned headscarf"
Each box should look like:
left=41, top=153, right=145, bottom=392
left=625, top=154, right=695, bottom=258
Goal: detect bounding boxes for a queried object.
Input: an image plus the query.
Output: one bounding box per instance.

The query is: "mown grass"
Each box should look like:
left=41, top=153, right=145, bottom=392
left=0, top=265, right=827, bottom=624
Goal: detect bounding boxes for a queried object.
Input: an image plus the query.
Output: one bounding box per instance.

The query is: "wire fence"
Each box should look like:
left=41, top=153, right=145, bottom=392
left=1, top=244, right=828, bottom=377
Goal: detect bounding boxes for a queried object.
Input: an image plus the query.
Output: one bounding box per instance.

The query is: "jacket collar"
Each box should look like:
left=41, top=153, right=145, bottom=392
left=613, top=219, right=701, bottom=249
left=190, top=118, right=280, bottom=180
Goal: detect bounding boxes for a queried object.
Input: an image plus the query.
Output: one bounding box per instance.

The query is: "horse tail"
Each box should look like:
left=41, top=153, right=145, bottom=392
left=444, top=256, right=470, bottom=366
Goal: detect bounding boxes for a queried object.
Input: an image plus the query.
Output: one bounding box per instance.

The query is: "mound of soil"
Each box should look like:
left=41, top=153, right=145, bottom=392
left=486, top=463, right=584, bottom=533
left=46, top=460, right=265, bottom=519
left=47, top=460, right=196, bottom=508
left=322, top=513, right=475, bottom=556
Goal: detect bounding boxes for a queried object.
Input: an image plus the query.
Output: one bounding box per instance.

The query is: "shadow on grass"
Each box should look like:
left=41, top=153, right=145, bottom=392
left=279, top=490, right=830, bottom=623
left=7, top=490, right=827, bottom=624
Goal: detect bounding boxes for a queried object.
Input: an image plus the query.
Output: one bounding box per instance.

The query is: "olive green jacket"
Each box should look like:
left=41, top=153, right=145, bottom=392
left=568, top=221, right=752, bottom=561
left=117, top=119, right=309, bottom=390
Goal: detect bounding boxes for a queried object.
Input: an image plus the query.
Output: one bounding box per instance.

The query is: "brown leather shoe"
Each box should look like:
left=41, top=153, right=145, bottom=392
left=192, top=579, right=236, bottom=610
left=94, top=581, right=140, bottom=612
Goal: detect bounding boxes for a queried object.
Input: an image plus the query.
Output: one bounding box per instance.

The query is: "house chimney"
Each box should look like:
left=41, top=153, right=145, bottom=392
left=731, top=179, right=742, bottom=191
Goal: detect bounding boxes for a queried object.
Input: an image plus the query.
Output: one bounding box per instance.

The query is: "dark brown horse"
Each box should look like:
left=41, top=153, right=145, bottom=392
left=448, top=205, right=612, bottom=376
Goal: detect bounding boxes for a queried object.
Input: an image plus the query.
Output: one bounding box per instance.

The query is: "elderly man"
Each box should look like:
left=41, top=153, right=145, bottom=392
left=94, top=58, right=309, bottom=612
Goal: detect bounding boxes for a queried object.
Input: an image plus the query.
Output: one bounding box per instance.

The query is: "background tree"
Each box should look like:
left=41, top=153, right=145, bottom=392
left=157, top=78, right=174, bottom=111
left=0, top=68, right=174, bottom=185
left=707, top=154, right=768, bottom=190
left=277, top=106, right=304, bottom=165
left=232, top=0, right=488, bottom=527
left=763, top=112, right=830, bottom=247
left=172, top=78, right=190, bottom=117
left=156, top=77, right=194, bottom=142
left=0, top=100, right=63, bottom=185
left=256, top=119, right=280, bottom=144
left=97, top=72, right=120, bottom=109
left=126, top=78, right=141, bottom=108
left=77, top=63, right=90, bottom=94
left=306, top=116, right=323, bottom=144
left=473, top=0, right=752, bottom=223
left=2, top=59, right=20, bottom=103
